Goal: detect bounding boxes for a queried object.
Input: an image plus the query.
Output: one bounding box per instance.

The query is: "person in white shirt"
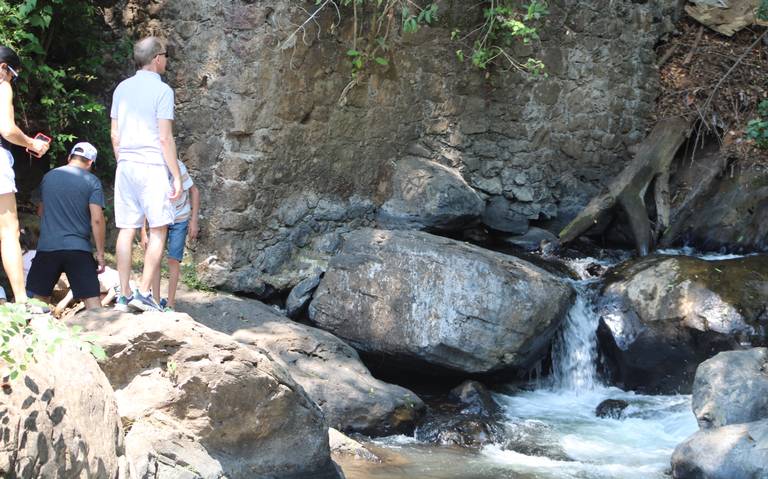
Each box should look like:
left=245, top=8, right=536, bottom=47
left=110, top=36, right=182, bottom=312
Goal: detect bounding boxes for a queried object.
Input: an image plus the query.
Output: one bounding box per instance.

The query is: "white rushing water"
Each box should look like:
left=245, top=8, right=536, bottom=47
left=343, top=254, right=699, bottom=479
left=483, top=255, right=697, bottom=478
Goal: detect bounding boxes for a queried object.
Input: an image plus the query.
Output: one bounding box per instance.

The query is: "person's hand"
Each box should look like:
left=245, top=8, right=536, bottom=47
left=29, top=138, right=50, bottom=157
left=139, top=233, right=148, bottom=251
left=95, top=252, right=106, bottom=275
left=169, top=175, right=182, bottom=202
left=188, top=218, right=199, bottom=241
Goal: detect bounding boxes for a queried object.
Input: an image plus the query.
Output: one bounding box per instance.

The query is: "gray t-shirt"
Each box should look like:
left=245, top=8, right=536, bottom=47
left=37, top=165, right=105, bottom=252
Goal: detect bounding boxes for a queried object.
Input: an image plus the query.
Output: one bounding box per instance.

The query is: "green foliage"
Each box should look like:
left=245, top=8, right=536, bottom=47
left=0, top=0, right=116, bottom=174
left=181, top=261, right=213, bottom=292
left=758, top=0, right=768, bottom=21
left=454, top=0, right=548, bottom=73
left=746, top=100, right=768, bottom=149
left=0, top=301, right=106, bottom=382
left=300, top=0, right=547, bottom=82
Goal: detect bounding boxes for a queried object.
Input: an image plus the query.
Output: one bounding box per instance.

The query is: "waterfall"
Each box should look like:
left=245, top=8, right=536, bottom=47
left=548, top=257, right=610, bottom=391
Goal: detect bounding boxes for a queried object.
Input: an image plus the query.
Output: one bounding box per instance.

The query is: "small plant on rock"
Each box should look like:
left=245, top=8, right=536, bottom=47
left=0, top=302, right=106, bottom=382
left=746, top=100, right=768, bottom=149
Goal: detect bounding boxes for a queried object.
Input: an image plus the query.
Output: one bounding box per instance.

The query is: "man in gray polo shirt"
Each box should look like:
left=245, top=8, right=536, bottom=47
left=111, top=36, right=182, bottom=312
left=26, top=142, right=105, bottom=310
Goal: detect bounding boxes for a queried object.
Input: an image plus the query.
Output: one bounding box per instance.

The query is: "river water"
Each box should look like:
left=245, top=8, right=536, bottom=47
left=339, top=254, right=699, bottom=479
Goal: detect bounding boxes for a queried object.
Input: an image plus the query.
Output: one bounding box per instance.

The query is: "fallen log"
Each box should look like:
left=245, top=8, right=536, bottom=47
left=558, top=117, right=691, bottom=255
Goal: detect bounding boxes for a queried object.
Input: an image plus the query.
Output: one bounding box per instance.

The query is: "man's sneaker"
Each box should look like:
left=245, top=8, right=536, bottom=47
left=128, top=290, right=161, bottom=312
left=158, top=298, right=174, bottom=313
left=22, top=299, right=50, bottom=315
left=114, top=295, right=132, bottom=312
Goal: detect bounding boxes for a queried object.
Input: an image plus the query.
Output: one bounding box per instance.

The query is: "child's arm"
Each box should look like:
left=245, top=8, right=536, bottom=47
left=140, top=219, right=149, bottom=251
left=101, top=287, right=117, bottom=307
left=188, top=184, right=200, bottom=240
left=53, top=290, right=74, bottom=317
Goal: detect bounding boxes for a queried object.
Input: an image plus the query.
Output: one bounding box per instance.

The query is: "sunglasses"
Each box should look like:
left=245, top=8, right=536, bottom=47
left=156, top=52, right=168, bottom=58
left=6, top=65, right=19, bottom=80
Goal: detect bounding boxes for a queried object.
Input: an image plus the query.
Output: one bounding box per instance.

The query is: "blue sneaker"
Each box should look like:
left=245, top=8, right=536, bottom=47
left=128, top=290, right=161, bottom=312
left=114, top=295, right=132, bottom=312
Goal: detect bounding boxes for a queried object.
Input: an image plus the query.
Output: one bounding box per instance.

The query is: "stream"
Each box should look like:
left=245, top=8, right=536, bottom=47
left=338, top=252, right=701, bottom=479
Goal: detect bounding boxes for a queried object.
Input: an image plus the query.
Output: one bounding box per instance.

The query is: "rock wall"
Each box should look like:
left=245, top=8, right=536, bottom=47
left=104, top=0, right=679, bottom=295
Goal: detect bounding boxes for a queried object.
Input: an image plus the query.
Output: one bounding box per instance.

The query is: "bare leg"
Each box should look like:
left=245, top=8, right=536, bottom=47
left=140, top=226, right=168, bottom=295
left=152, top=259, right=162, bottom=302
left=83, top=297, right=101, bottom=310
left=167, top=258, right=180, bottom=308
left=116, top=228, right=136, bottom=296
left=0, top=193, right=27, bottom=302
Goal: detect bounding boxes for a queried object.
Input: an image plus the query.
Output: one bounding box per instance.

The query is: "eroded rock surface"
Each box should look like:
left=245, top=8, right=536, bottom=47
left=103, top=0, right=680, bottom=295
left=691, top=348, right=768, bottom=429
left=597, top=254, right=768, bottom=393
left=174, top=288, right=425, bottom=436
left=671, top=419, right=768, bottom=479
left=0, top=319, right=126, bottom=479
left=68, top=311, right=338, bottom=479
left=309, top=229, right=574, bottom=374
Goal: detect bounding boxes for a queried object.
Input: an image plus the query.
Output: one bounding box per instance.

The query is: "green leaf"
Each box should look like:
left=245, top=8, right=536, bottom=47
left=346, top=49, right=361, bottom=57
left=374, top=57, right=389, bottom=66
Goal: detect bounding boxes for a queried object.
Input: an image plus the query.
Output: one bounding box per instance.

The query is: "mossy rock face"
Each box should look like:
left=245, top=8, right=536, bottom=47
left=597, top=254, right=768, bottom=394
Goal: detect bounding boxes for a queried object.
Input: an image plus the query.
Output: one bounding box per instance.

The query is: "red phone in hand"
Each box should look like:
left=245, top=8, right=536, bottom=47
left=26, top=133, right=51, bottom=158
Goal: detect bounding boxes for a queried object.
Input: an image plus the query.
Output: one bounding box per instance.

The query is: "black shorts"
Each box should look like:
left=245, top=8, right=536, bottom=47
left=26, top=250, right=100, bottom=299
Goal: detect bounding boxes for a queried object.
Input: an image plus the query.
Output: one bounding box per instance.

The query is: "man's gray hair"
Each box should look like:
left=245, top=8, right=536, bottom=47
left=133, top=37, right=165, bottom=68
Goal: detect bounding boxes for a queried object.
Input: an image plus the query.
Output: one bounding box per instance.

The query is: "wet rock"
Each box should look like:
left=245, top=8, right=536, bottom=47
left=67, top=311, right=339, bottom=479
left=691, top=348, right=768, bottom=429
left=378, top=157, right=484, bottom=231
left=0, top=318, right=126, bottom=478
left=329, top=428, right=380, bottom=463
left=501, top=227, right=558, bottom=252
left=286, top=273, right=323, bottom=319
left=175, top=288, right=425, bottom=436
left=671, top=419, right=768, bottom=479
left=482, top=196, right=530, bottom=234
left=501, top=420, right=572, bottom=461
left=310, top=229, right=575, bottom=375
left=597, top=254, right=768, bottom=394
left=449, top=381, right=499, bottom=417
left=595, top=399, right=630, bottom=419
left=415, top=415, right=506, bottom=447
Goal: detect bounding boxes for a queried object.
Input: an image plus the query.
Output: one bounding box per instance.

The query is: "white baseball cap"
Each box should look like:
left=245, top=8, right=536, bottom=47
left=70, top=142, right=97, bottom=162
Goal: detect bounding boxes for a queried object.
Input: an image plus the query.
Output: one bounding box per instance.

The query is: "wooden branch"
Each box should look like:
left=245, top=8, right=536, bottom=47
left=683, top=26, right=705, bottom=66
left=559, top=117, right=691, bottom=255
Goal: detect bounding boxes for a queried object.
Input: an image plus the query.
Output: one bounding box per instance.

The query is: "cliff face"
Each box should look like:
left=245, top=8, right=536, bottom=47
left=104, top=0, right=680, bottom=295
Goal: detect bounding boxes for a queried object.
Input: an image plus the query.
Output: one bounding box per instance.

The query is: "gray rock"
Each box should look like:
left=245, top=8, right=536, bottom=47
left=68, top=311, right=339, bottom=479
left=595, top=399, right=629, bottom=419
left=692, top=348, right=768, bottom=429
left=174, top=288, right=425, bottom=436
left=597, top=255, right=768, bottom=394
left=286, top=274, right=323, bottom=319
left=482, top=196, right=530, bottom=234
left=328, top=428, right=380, bottom=462
left=501, top=227, right=558, bottom=252
left=449, top=381, right=499, bottom=418
left=378, top=157, right=483, bottom=231
left=0, top=318, right=126, bottom=479
left=309, top=229, right=574, bottom=374
left=671, top=419, right=768, bottom=479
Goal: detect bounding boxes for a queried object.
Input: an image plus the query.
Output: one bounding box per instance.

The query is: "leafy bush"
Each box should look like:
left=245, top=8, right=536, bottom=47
left=1, top=302, right=106, bottom=382
left=746, top=100, right=768, bottom=149
left=0, top=0, right=118, bottom=175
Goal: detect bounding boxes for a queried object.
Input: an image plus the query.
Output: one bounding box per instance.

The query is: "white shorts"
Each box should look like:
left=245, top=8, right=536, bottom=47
left=114, top=161, right=173, bottom=228
left=0, top=148, right=17, bottom=195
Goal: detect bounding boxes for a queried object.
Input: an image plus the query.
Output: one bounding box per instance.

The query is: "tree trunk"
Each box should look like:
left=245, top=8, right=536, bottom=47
left=558, top=117, right=691, bottom=255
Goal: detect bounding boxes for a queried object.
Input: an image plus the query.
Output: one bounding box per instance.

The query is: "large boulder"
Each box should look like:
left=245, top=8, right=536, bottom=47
left=671, top=419, right=768, bottom=479
left=173, top=287, right=425, bottom=436
left=377, top=157, right=484, bottom=231
left=692, top=348, right=768, bottom=429
left=597, top=254, right=768, bottom=393
left=0, top=318, right=126, bottom=478
left=68, top=311, right=339, bottom=479
left=309, top=229, right=575, bottom=374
